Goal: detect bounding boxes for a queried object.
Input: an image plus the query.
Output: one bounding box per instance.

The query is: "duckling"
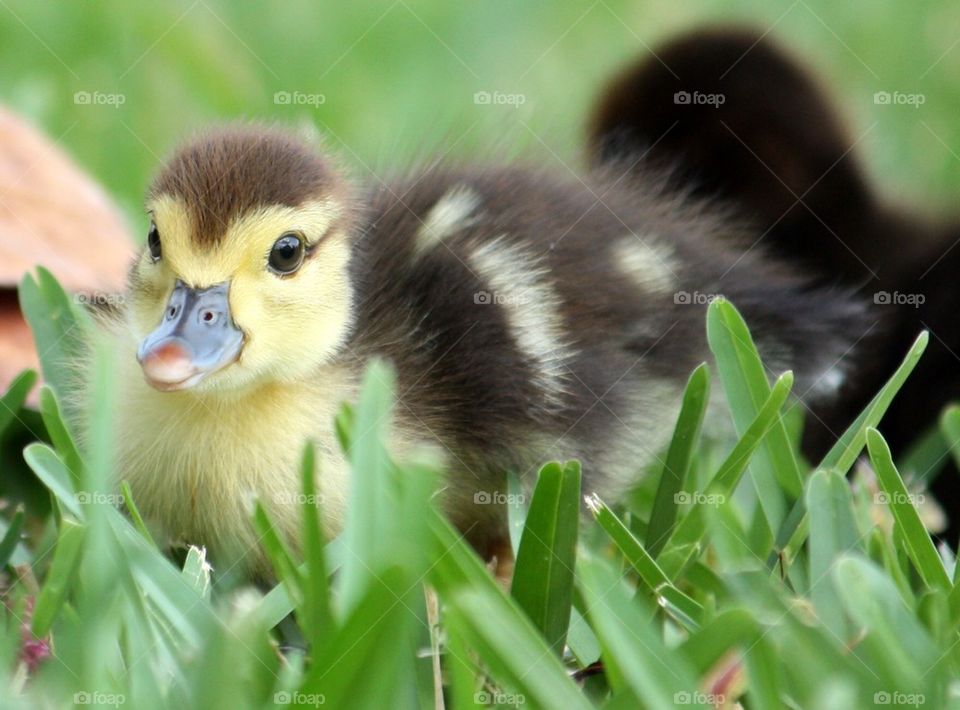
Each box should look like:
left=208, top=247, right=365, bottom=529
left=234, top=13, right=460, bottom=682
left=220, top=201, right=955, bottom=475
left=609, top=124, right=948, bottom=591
left=103, top=124, right=868, bottom=578
left=587, top=28, right=960, bottom=530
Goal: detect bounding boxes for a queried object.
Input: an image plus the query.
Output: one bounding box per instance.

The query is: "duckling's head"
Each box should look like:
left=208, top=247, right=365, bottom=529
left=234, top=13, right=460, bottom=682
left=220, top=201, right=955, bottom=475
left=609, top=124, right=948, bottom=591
left=130, top=125, right=357, bottom=395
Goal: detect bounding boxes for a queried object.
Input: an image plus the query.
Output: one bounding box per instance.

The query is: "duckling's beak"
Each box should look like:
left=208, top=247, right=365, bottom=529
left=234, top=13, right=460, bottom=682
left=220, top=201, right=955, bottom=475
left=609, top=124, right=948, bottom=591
left=137, top=280, right=244, bottom=391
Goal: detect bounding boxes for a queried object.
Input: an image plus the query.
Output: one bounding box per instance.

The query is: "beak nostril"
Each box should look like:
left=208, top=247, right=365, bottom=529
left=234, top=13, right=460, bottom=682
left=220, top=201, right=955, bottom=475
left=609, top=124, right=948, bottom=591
left=141, top=280, right=241, bottom=391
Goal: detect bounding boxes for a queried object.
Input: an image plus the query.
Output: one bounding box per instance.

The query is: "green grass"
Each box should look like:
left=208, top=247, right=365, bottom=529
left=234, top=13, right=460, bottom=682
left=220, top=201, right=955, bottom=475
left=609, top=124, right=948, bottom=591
left=1, top=270, right=958, bottom=708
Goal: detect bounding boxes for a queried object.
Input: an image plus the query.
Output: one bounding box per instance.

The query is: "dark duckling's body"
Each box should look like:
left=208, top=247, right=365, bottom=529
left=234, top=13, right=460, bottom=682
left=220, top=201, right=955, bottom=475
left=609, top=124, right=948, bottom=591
left=588, top=28, right=960, bottom=531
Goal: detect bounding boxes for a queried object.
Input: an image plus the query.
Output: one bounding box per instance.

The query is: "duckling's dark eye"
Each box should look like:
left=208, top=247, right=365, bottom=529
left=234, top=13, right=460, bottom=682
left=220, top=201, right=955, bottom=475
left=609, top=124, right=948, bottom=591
left=268, top=233, right=305, bottom=275
left=147, top=221, right=162, bottom=261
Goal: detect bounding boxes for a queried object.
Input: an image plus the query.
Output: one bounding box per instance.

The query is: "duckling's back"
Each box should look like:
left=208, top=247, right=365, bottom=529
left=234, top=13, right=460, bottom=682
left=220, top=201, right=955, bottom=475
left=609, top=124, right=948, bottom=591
left=345, top=161, right=869, bottom=552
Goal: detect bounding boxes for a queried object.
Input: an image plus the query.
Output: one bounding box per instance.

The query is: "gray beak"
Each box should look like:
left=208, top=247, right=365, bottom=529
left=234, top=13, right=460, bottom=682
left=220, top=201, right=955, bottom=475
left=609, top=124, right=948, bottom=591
left=137, top=280, right=244, bottom=391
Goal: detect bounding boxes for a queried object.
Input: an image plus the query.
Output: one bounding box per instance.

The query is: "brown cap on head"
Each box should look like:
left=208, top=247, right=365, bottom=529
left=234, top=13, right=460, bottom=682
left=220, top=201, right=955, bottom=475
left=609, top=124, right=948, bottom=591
left=148, top=124, right=339, bottom=247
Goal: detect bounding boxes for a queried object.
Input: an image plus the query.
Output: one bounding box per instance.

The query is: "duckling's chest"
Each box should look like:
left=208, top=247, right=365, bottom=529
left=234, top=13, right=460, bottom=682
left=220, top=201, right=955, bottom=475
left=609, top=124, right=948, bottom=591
left=114, top=372, right=356, bottom=570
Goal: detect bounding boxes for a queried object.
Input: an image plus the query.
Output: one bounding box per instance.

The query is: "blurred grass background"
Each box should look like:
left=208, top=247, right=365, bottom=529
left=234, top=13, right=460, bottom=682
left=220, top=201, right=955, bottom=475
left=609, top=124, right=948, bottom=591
left=2, top=0, right=959, bottom=233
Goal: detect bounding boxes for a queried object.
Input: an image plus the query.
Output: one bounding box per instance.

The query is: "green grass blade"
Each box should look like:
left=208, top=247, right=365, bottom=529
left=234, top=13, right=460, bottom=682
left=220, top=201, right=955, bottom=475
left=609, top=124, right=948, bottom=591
left=773, top=496, right=810, bottom=570
left=426, top=508, right=592, bottom=707
left=707, top=299, right=803, bottom=525
left=252, top=501, right=305, bottom=609
left=510, top=460, right=581, bottom=654
left=587, top=494, right=703, bottom=627
left=706, top=495, right=759, bottom=570
left=18, top=267, right=87, bottom=409
left=659, top=372, right=793, bottom=578
left=333, top=401, right=355, bottom=454
left=773, top=331, right=929, bottom=564
left=507, top=470, right=528, bottom=558
left=255, top=584, right=295, bottom=631
left=566, top=603, right=601, bottom=666
left=822, top=332, right=928, bottom=474
left=578, top=550, right=703, bottom=706
left=866, top=428, right=950, bottom=592
left=339, top=359, right=395, bottom=614
left=947, top=579, right=960, bottom=625
left=0, top=370, right=36, bottom=438
left=744, top=634, right=783, bottom=710
left=119, top=480, right=156, bottom=547
left=940, top=404, right=960, bottom=472
left=302, top=566, right=421, bottom=706
left=299, top=441, right=334, bottom=648
left=32, top=518, right=85, bottom=636
left=443, top=609, right=482, bottom=710
left=807, top=470, right=860, bottom=638
left=105, top=506, right=214, bottom=645
left=0, top=506, right=25, bottom=569
left=427, top=508, right=513, bottom=593
left=676, top=609, right=759, bottom=675
left=899, top=420, right=949, bottom=484
left=646, top=363, right=709, bottom=557
left=38, top=386, right=83, bottom=487
left=445, top=588, right=593, bottom=710
left=833, top=555, right=940, bottom=689
left=253, top=539, right=345, bottom=630
left=23, top=442, right=82, bottom=518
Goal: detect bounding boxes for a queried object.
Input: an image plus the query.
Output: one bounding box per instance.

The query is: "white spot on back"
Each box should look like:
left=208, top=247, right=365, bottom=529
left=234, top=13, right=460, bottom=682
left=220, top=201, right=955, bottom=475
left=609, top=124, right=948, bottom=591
left=470, top=237, right=574, bottom=409
left=613, top=237, right=679, bottom=295
left=810, top=365, right=846, bottom=398
left=415, top=186, right=481, bottom=256
left=757, top=338, right=847, bottom=400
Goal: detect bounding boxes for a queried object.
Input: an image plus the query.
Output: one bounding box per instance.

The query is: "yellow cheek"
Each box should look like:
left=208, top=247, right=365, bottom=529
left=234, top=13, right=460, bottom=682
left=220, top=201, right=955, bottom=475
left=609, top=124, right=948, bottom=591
left=228, top=236, right=354, bottom=382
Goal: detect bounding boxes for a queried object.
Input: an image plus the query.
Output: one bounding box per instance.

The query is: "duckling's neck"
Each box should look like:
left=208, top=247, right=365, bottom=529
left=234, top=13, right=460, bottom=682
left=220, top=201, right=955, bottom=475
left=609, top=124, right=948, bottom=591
left=199, top=362, right=361, bottom=409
